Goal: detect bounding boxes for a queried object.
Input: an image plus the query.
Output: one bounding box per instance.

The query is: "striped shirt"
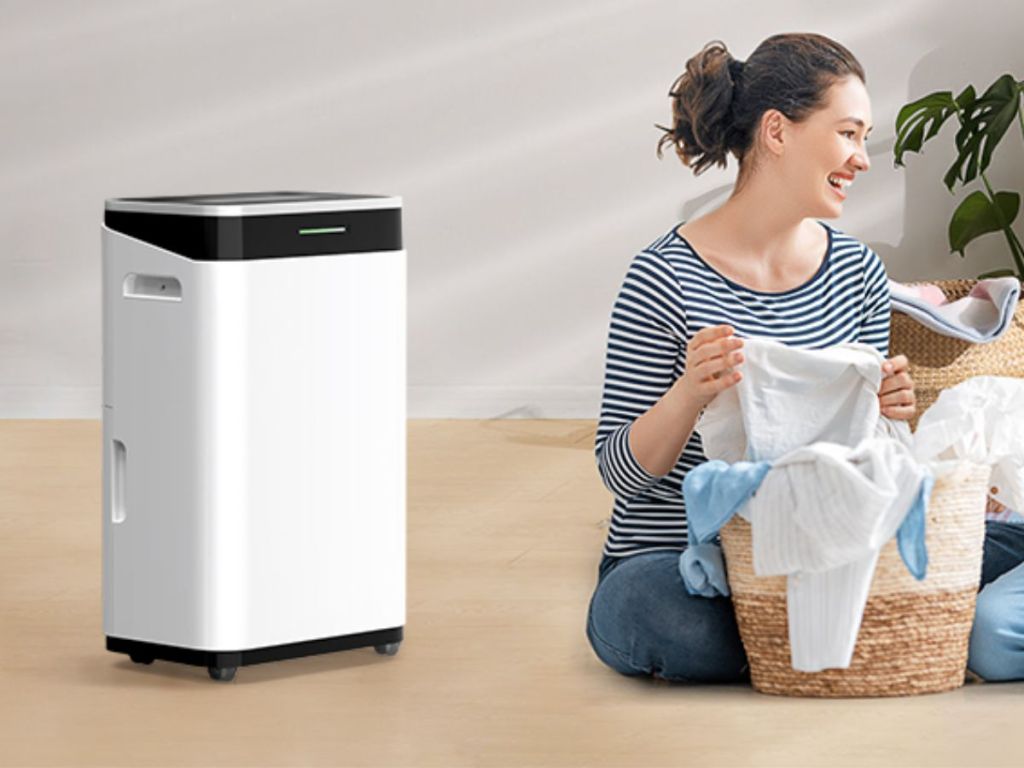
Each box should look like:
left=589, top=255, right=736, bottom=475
left=595, top=219, right=891, bottom=559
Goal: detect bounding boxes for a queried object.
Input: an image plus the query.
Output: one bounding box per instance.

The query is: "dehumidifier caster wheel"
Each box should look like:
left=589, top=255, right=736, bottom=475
left=375, top=642, right=401, bottom=656
left=208, top=665, right=237, bottom=682
left=129, top=653, right=154, bottom=665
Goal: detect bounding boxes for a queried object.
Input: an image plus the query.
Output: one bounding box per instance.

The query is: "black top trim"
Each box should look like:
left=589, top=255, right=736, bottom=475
left=104, top=208, right=403, bottom=261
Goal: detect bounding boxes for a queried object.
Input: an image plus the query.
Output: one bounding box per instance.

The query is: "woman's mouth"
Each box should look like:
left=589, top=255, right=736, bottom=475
left=827, top=174, right=852, bottom=200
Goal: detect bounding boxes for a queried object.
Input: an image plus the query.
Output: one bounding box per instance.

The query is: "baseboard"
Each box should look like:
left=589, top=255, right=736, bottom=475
left=0, top=386, right=602, bottom=419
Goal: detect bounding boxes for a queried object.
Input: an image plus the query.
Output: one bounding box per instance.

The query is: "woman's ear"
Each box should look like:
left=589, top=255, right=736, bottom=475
left=758, top=109, right=788, bottom=159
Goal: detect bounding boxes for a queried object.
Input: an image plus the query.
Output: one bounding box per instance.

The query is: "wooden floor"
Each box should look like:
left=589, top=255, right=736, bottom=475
left=0, top=419, right=1021, bottom=767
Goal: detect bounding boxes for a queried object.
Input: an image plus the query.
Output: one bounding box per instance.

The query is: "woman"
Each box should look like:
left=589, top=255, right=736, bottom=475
left=584, top=33, right=918, bottom=683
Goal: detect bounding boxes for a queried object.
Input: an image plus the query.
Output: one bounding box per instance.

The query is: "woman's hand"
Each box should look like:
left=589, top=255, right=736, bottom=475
left=676, top=324, right=745, bottom=410
left=878, top=354, right=916, bottom=420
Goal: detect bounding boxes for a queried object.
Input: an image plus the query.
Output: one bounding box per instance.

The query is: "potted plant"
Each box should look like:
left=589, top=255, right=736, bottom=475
left=893, top=73, right=1024, bottom=280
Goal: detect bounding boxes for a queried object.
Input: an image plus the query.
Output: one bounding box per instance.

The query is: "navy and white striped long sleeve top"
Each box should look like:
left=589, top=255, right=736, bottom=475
left=595, top=219, right=891, bottom=559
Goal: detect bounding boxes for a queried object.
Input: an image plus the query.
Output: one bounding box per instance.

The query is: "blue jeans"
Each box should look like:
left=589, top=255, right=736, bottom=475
left=585, top=550, right=750, bottom=683
left=587, top=522, right=1024, bottom=683
left=968, top=521, right=1024, bottom=681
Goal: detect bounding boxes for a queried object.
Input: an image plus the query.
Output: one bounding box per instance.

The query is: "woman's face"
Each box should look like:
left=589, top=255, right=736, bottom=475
left=798, top=76, right=873, bottom=216
left=766, top=76, right=873, bottom=218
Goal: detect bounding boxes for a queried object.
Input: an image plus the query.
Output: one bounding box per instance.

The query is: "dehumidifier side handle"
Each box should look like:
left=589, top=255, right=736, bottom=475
left=111, top=438, right=127, bottom=523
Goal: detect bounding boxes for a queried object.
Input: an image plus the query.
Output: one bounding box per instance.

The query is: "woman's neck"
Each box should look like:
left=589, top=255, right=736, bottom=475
left=705, top=186, right=814, bottom=265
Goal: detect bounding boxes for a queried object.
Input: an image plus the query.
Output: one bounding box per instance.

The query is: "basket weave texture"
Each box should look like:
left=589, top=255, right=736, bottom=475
left=719, top=460, right=990, bottom=697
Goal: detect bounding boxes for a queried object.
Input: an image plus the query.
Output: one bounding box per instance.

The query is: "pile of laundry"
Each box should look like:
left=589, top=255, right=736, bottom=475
left=678, top=335, right=1024, bottom=673
left=889, top=274, right=1022, bottom=522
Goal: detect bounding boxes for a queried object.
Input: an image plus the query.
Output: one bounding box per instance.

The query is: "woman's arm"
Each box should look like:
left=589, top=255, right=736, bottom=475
left=594, top=250, right=688, bottom=498
left=631, top=325, right=745, bottom=476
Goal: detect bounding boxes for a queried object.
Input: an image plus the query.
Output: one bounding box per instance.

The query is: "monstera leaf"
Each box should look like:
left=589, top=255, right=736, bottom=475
left=895, top=75, right=1020, bottom=191
left=949, top=190, right=1020, bottom=256
left=943, top=75, right=1021, bottom=191
left=893, top=88, right=965, bottom=169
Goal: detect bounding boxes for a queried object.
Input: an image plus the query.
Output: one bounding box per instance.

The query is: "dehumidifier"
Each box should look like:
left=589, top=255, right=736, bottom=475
left=101, top=192, right=406, bottom=681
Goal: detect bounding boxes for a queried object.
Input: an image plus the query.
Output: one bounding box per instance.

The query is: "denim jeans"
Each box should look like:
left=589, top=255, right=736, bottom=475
left=585, top=549, right=750, bottom=683
left=587, top=521, right=1024, bottom=684
left=968, top=520, right=1024, bottom=681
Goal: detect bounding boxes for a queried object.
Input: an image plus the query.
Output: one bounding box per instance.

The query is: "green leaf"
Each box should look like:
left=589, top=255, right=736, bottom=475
left=948, top=190, right=1021, bottom=255
left=944, top=74, right=1022, bottom=188
left=954, top=85, right=977, bottom=111
left=893, top=91, right=959, bottom=167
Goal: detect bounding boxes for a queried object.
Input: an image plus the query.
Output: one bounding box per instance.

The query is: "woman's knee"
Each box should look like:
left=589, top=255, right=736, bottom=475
left=585, top=552, right=748, bottom=682
left=968, top=582, right=1024, bottom=682
left=586, top=602, right=644, bottom=677
left=586, top=561, right=647, bottom=676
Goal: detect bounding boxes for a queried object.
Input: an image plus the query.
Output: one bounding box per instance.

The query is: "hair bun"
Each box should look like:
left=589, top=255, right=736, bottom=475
left=654, top=40, right=738, bottom=175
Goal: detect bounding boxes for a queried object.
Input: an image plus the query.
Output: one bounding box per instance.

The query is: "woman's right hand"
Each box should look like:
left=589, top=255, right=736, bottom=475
left=676, top=324, right=745, bottom=410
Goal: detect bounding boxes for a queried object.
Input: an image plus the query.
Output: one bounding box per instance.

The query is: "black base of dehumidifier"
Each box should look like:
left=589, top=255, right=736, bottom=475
left=107, top=626, right=403, bottom=682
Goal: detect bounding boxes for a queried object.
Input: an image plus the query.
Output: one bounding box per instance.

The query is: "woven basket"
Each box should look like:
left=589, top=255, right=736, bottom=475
left=719, top=460, right=990, bottom=697
left=888, top=278, right=1024, bottom=432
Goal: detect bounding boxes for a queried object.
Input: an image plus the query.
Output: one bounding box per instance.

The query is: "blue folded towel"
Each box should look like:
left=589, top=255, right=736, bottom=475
left=679, top=542, right=731, bottom=597
left=683, top=459, right=772, bottom=545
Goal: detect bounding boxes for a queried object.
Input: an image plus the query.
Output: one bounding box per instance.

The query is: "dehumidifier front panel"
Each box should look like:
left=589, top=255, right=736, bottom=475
left=204, top=249, right=407, bottom=649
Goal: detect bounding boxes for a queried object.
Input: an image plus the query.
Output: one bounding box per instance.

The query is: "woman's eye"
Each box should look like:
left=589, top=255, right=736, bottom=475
left=843, top=130, right=868, bottom=143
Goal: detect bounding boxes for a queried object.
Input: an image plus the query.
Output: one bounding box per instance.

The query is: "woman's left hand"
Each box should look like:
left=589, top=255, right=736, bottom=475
left=878, top=354, right=916, bottom=420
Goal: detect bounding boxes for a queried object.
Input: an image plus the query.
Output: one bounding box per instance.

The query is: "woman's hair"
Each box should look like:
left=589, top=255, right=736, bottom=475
left=656, top=33, right=866, bottom=184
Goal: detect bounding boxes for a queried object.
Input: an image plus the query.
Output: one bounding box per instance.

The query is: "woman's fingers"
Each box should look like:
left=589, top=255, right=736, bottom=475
left=878, top=371, right=913, bottom=396
left=697, top=343, right=744, bottom=382
left=880, top=386, right=916, bottom=419
left=691, top=337, right=744, bottom=379
left=880, top=385, right=916, bottom=406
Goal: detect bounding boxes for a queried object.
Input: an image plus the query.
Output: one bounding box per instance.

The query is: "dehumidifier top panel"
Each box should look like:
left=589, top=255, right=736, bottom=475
left=106, top=191, right=401, bottom=217
left=104, top=191, right=402, bottom=261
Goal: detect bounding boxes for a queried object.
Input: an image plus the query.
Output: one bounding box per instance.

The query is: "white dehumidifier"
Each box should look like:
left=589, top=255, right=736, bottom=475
left=101, top=192, right=406, bottom=681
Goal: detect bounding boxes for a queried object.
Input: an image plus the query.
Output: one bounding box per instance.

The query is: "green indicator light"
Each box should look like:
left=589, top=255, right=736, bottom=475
left=299, top=226, right=347, bottom=235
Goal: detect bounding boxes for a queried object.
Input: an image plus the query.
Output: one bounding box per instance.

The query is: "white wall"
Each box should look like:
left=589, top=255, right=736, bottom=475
left=2, top=0, right=1023, bottom=418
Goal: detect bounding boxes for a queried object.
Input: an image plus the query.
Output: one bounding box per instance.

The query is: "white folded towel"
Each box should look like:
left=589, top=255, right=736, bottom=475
left=888, top=277, right=1020, bottom=343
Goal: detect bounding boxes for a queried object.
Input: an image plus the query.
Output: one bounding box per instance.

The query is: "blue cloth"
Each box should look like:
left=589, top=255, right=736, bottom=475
left=897, top=472, right=933, bottom=580
left=679, top=542, right=731, bottom=597
left=683, top=459, right=772, bottom=545
left=678, top=457, right=932, bottom=597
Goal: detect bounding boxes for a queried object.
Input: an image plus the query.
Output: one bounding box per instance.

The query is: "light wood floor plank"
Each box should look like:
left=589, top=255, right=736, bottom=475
left=0, top=420, right=1020, bottom=767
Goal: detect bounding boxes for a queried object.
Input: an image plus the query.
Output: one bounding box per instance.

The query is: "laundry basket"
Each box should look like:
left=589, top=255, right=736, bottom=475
left=889, top=278, right=1024, bottom=432
left=719, top=460, right=990, bottom=697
